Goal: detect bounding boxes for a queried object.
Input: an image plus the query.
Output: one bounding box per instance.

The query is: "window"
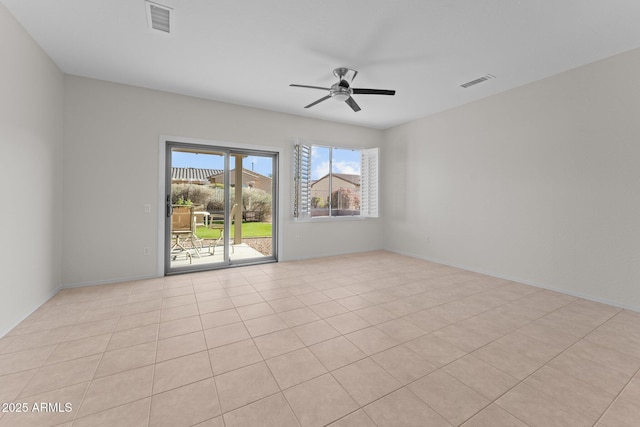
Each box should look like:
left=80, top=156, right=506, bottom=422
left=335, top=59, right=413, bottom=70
left=293, top=141, right=378, bottom=219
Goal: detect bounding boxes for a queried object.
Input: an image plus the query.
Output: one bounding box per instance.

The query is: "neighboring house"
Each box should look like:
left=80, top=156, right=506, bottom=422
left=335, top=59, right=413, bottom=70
left=208, top=169, right=272, bottom=194
left=310, top=173, right=360, bottom=209
left=171, top=168, right=222, bottom=185
left=171, top=167, right=272, bottom=194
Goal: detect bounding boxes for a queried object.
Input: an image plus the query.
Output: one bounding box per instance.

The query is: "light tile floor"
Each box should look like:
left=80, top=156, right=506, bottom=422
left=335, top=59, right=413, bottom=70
left=1, top=251, right=639, bottom=426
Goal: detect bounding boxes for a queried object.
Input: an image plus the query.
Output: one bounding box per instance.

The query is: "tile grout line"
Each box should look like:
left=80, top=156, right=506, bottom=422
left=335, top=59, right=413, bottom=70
left=70, top=284, right=132, bottom=424
left=212, top=269, right=294, bottom=426
left=484, top=306, right=628, bottom=426
left=195, top=275, right=226, bottom=427
left=144, top=277, right=167, bottom=427
left=236, top=280, right=303, bottom=426
left=2, top=255, right=638, bottom=426
left=591, top=331, right=640, bottom=426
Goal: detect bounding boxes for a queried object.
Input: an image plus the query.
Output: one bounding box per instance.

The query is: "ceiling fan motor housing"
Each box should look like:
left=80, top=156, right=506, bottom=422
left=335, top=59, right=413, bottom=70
left=330, top=82, right=351, bottom=101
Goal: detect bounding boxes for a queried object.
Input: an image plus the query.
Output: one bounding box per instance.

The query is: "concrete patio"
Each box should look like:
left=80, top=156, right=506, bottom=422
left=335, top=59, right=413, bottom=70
left=170, top=242, right=268, bottom=268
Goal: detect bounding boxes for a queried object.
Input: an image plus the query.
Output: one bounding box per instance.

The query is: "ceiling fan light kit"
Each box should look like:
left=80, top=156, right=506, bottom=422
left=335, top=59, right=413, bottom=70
left=331, top=92, right=350, bottom=102
left=290, top=68, right=396, bottom=112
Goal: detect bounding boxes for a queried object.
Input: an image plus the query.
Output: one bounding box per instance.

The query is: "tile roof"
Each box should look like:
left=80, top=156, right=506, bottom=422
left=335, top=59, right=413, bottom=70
left=171, top=167, right=272, bottom=183
left=171, top=167, right=223, bottom=183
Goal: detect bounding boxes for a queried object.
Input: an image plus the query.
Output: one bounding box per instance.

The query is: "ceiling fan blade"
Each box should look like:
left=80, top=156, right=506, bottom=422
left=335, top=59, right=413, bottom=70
left=352, top=88, right=396, bottom=96
left=305, top=95, right=332, bottom=108
left=345, top=97, right=361, bottom=112
left=290, top=84, right=330, bottom=91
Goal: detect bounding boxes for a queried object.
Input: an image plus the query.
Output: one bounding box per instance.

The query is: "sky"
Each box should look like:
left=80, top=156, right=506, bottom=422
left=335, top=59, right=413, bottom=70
left=172, top=151, right=273, bottom=177
left=172, top=147, right=361, bottom=180
left=311, top=147, right=361, bottom=180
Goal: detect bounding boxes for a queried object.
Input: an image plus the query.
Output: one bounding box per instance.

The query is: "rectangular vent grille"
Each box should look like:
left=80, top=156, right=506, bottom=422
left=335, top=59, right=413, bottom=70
left=146, top=1, right=172, bottom=34
left=461, top=74, right=495, bottom=88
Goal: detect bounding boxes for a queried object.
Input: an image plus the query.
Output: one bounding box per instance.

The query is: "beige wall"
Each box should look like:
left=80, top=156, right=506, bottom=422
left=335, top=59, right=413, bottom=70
left=210, top=170, right=273, bottom=194
left=3, top=0, right=640, bottom=335
left=63, top=76, right=383, bottom=286
left=311, top=176, right=359, bottom=208
left=249, top=176, right=272, bottom=194
left=0, top=4, right=64, bottom=336
left=383, top=47, right=640, bottom=310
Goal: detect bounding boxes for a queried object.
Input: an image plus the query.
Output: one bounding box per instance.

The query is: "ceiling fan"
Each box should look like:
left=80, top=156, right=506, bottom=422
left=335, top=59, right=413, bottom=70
left=290, top=67, right=396, bottom=112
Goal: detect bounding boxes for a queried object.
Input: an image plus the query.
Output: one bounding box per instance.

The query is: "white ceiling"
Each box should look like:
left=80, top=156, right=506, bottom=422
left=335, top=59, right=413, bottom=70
left=4, top=0, right=640, bottom=129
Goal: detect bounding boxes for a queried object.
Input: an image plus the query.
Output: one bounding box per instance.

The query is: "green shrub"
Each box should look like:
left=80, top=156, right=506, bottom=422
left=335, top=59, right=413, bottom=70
left=171, top=184, right=271, bottom=220
left=241, top=188, right=272, bottom=221
left=311, top=197, right=326, bottom=208
left=171, top=184, right=223, bottom=210
left=175, top=196, right=193, bottom=206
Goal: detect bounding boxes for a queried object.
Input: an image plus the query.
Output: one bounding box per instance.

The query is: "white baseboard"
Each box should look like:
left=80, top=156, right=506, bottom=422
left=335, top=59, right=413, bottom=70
left=62, top=273, right=161, bottom=289
left=0, top=285, right=63, bottom=338
left=1, top=274, right=162, bottom=338
left=5, top=248, right=635, bottom=339
left=387, top=248, right=640, bottom=313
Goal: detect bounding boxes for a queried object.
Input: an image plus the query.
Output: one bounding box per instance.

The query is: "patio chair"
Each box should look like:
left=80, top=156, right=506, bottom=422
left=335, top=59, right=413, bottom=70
left=208, top=204, right=236, bottom=255
left=171, top=205, right=203, bottom=263
left=194, top=210, right=210, bottom=228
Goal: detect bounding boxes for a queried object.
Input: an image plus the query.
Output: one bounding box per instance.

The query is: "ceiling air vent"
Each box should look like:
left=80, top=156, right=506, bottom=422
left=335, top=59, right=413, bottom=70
left=460, top=74, right=495, bottom=89
left=145, top=1, right=173, bottom=34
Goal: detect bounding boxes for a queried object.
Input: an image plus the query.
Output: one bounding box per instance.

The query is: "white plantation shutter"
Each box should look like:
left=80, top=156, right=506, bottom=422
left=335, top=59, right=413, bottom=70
left=294, top=142, right=378, bottom=219
left=293, top=142, right=312, bottom=220
left=360, top=147, right=379, bottom=217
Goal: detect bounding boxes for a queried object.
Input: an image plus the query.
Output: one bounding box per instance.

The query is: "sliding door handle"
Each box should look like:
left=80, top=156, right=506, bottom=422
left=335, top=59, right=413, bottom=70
left=166, top=195, right=173, bottom=217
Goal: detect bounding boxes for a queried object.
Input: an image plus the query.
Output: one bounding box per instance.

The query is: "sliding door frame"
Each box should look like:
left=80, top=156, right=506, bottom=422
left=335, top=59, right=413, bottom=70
left=158, top=135, right=280, bottom=276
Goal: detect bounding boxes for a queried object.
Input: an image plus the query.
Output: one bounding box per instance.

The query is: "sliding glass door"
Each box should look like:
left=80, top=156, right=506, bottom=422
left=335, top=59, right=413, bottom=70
left=165, top=142, right=277, bottom=274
